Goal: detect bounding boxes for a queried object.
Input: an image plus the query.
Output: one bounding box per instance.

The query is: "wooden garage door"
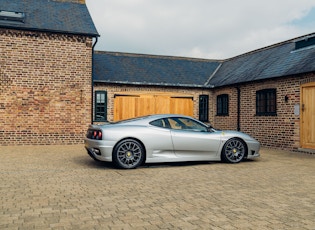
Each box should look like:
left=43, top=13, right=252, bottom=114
left=114, top=94, right=193, bottom=121
left=301, top=82, right=315, bottom=149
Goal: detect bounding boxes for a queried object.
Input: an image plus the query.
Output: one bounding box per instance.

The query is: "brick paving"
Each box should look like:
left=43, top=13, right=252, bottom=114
left=0, top=145, right=314, bottom=230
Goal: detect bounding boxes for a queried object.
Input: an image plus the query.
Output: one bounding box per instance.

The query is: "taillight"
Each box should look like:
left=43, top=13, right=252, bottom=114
left=98, top=131, right=102, bottom=139
left=91, top=130, right=102, bottom=140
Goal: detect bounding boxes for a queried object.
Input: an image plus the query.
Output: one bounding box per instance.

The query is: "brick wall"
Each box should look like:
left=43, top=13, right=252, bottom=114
left=0, top=29, right=92, bottom=145
left=211, top=86, right=238, bottom=130
left=211, top=73, right=315, bottom=151
left=93, top=84, right=210, bottom=123
left=94, top=73, right=315, bottom=151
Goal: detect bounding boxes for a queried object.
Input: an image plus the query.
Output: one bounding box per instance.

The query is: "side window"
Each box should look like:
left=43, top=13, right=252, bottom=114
left=199, top=95, right=209, bottom=122
left=95, top=91, right=107, bottom=122
left=167, top=117, right=207, bottom=132
left=256, top=89, right=277, bottom=116
left=150, top=119, right=167, bottom=128
left=217, top=94, right=229, bottom=116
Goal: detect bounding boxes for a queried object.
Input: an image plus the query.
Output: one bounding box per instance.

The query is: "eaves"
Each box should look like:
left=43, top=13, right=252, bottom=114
left=0, top=24, right=100, bottom=37
left=93, top=80, right=214, bottom=89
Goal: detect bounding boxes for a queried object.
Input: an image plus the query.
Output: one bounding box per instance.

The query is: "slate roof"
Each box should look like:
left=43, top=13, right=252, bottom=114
left=0, top=0, right=99, bottom=36
left=93, top=51, right=221, bottom=87
left=208, top=33, right=315, bottom=87
left=94, top=33, right=315, bottom=88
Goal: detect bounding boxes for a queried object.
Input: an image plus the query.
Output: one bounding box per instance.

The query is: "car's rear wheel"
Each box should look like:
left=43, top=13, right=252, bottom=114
left=113, top=139, right=145, bottom=169
left=221, top=138, right=246, bottom=163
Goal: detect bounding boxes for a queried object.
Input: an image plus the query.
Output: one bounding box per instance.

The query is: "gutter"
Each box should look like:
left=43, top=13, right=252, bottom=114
left=0, top=24, right=100, bottom=37
left=91, top=36, right=98, bottom=124
left=236, top=86, right=241, bottom=131
left=92, top=80, right=210, bottom=89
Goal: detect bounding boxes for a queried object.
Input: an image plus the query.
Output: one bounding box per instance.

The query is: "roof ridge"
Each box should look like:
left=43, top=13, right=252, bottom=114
left=224, top=32, right=315, bottom=61
left=95, top=32, right=315, bottom=63
left=94, top=50, right=222, bottom=62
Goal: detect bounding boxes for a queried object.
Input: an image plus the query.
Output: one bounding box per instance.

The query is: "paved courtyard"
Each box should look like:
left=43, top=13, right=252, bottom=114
left=0, top=145, right=314, bottom=230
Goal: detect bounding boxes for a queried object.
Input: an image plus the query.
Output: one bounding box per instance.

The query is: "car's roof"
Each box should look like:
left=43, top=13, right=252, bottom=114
left=114, top=114, right=193, bottom=125
left=147, top=114, right=192, bottom=119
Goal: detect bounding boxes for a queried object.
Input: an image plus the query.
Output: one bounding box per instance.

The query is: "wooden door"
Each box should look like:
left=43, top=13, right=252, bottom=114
left=114, top=94, right=193, bottom=121
left=136, top=95, right=155, bottom=117
left=170, top=97, right=193, bottom=116
left=301, top=82, right=315, bottom=149
left=155, top=95, right=171, bottom=114
left=114, top=95, right=138, bottom=121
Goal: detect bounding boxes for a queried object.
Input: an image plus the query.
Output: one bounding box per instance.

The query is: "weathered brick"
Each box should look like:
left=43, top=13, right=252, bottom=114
left=0, top=29, right=92, bottom=145
left=211, top=73, right=315, bottom=150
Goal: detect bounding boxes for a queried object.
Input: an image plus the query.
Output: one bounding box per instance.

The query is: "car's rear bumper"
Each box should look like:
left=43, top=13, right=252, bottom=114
left=84, top=138, right=114, bottom=162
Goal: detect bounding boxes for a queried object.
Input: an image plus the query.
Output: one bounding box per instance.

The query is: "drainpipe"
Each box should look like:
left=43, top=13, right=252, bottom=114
left=91, top=37, right=98, bottom=124
left=236, top=86, right=241, bottom=131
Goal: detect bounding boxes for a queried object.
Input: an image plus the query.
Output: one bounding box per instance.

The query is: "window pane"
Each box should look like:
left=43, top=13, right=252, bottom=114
left=222, top=96, right=228, bottom=114
left=199, top=95, right=208, bottom=122
left=256, top=89, right=276, bottom=115
left=257, top=93, right=265, bottom=114
left=217, top=97, right=222, bottom=114
left=95, top=91, right=107, bottom=121
left=267, top=92, right=275, bottom=113
left=168, top=117, right=207, bottom=132
left=96, top=94, right=105, bottom=103
left=217, top=94, right=228, bottom=116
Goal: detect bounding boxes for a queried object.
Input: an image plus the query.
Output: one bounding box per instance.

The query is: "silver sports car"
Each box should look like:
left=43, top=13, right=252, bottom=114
left=84, top=114, right=260, bottom=169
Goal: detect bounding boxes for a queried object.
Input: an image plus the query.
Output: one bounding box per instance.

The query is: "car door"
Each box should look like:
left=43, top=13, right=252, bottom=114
left=145, top=119, right=176, bottom=160
left=167, top=117, right=221, bottom=160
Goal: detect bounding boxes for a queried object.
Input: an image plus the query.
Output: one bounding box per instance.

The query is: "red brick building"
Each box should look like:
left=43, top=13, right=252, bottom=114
left=0, top=0, right=99, bottom=145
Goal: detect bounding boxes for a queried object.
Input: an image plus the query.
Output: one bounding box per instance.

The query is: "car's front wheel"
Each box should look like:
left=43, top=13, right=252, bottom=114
left=221, top=138, right=246, bottom=163
left=113, top=139, right=145, bottom=169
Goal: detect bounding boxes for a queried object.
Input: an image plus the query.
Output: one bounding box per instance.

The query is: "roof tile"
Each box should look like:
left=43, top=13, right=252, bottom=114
left=93, top=51, right=221, bottom=87
left=0, top=0, right=99, bottom=36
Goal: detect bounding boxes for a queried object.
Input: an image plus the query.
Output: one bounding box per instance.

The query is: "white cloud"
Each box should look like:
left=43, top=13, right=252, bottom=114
left=87, top=0, right=315, bottom=59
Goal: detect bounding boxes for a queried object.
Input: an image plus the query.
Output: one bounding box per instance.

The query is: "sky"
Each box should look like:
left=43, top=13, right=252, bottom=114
left=86, top=0, right=315, bottom=59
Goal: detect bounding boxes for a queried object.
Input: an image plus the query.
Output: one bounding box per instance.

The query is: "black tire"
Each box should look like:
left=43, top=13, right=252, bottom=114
left=113, top=139, right=145, bottom=169
left=221, top=138, right=246, bottom=163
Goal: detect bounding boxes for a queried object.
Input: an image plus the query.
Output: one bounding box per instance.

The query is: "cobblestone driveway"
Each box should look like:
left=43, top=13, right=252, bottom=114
left=0, top=145, right=314, bottom=230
